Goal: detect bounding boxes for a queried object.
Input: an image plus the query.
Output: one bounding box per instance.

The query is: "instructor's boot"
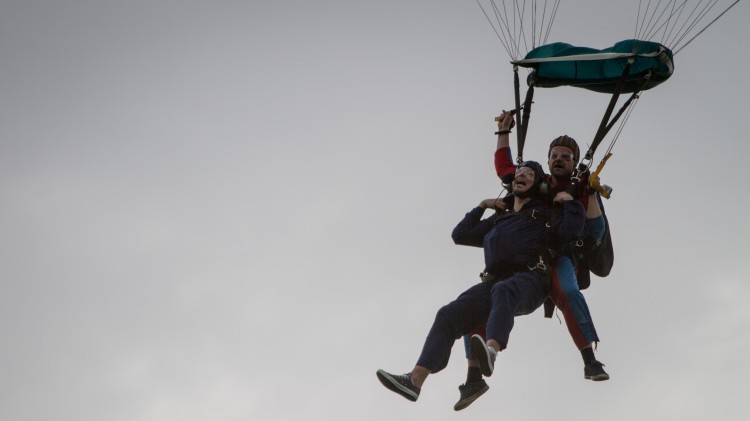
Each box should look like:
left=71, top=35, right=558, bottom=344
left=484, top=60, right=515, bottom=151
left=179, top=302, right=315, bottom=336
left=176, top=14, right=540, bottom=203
left=584, top=360, right=609, bottom=381
left=453, top=379, right=489, bottom=411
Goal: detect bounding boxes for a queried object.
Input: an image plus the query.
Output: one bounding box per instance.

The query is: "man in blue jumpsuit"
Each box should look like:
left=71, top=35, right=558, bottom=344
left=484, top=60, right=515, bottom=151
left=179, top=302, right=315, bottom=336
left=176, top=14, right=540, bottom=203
left=376, top=161, right=585, bottom=403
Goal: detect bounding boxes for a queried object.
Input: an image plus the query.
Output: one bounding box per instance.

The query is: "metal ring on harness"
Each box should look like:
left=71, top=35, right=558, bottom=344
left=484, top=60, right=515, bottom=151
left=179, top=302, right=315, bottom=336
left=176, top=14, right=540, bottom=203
left=574, top=159, right=592, bottom=183
left=479, top=271, right=496, bottom=283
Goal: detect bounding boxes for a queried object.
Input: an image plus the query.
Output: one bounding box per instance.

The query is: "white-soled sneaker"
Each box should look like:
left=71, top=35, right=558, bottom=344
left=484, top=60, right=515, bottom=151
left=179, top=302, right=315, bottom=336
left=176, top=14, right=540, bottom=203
left=470, top=335, right=497, bottom=377
left=376, top=369, right=420, bottom=401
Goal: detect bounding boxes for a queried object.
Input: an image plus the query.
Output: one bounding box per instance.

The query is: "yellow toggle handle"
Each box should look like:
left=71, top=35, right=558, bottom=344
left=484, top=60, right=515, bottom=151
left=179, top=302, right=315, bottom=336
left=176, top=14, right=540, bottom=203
left=589, top=153, right=614, bottom=199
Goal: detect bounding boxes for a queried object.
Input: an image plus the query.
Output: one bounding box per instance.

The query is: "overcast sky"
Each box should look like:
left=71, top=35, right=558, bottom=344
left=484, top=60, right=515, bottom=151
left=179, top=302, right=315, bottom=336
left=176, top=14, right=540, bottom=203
left=1, top=1, right=749, bottom=420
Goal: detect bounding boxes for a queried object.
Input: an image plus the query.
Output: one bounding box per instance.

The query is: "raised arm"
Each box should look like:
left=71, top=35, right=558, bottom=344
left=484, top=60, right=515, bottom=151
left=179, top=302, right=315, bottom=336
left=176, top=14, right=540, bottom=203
left=494, top=110, right=516, bottom=183
left=451, top=199, right=503, bottom=247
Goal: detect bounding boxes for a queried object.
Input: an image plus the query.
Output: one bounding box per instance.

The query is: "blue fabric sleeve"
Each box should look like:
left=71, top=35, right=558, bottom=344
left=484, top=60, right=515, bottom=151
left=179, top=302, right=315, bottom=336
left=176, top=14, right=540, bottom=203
left=452, top=207, right=494, bottom=248
left=587, top=215, right=605, bottom=241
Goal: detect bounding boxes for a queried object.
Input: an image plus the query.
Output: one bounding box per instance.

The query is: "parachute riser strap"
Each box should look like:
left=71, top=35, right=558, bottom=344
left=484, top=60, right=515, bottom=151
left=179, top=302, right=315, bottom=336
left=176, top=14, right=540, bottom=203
left=592, top=72, right=652, bottom=160
left=513, top=65, right=524, bottom=165
left=585, top=57, right=635, bottom=162
left=519, top=85, right=535, bottom=163
left=511, top=65, right=536, bottom=167
left=602, top=91, right=640, bottom=137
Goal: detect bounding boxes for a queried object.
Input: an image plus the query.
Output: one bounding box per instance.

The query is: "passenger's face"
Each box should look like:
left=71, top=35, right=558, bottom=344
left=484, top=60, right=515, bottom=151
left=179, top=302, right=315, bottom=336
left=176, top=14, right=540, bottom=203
left=548, top=146, right=576, bottom=179
left=512, top=166, right=535, bottom=195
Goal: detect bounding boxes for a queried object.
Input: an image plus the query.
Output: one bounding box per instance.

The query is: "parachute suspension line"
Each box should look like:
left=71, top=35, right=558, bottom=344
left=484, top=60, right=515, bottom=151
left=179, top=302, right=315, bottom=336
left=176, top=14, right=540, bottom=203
left=662, top=1, right=690, bottom=43
left=668, top=0, right=720, bottom=49
left=630, top=1, right=739, bottom=55
left=672, top=0, right=740, bottom=55
left=636, top=0, right=685, bottom=41
left=542, top=0, right=561, bottom=45
left=518, top=0, right=561, bottom=53
left=634, top=1, right=642, bottom=38
left=495, top=0, right=523, bottom=61
left=513, top=1, right=530, bottom=61
left=659, top=1, right=682, bottom=45
left=604, top=92, right=642, bottom=158
left=493, top=1, right=519, bottom=59
left=661, top=1, right=707, bottom=46
left=636, top=0, right=661, bottom=41
left=476, top=0, right=560, bottom=61
left=498, top=1, right=517, bottom=60
left=475, top=0, right=514, bottom=58
left=641, top=0, right=682, bottom=41
left=531, top=1, right=537, bottom=49
left=487, top=0, right=517, bottom=60
left=477, top=0, right=524, bottom=60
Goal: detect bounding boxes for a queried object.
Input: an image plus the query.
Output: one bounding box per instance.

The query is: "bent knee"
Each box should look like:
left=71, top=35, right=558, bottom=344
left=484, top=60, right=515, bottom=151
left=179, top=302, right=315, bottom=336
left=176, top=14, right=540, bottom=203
left=435, top=306, right=463, bottom=339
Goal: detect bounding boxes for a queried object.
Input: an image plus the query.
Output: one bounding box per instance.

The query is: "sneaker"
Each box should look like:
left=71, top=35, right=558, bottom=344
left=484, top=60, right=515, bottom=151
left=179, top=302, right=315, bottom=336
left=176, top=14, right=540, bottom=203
left=453, top=379, right=489, bottom=411
left=376, top=369, right=420, bottom=401
left=470, top=335, right=496, bottom=377
left=584, top=360, right=610, bottom=381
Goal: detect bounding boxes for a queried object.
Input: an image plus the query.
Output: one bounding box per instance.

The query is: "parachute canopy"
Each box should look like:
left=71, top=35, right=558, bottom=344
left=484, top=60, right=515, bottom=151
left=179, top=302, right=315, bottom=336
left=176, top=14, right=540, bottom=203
left=513, top=39, right=674, bottom=94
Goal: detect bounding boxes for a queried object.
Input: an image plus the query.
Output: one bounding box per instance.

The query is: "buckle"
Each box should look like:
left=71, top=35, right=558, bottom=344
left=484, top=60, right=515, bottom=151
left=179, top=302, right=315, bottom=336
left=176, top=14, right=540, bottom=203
left=527, top=256, right=547, bottom=272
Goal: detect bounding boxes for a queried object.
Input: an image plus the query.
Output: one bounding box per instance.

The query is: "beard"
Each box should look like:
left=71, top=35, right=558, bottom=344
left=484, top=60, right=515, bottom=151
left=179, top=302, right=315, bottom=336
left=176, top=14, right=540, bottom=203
left=550, top=166, right=572, bottom=180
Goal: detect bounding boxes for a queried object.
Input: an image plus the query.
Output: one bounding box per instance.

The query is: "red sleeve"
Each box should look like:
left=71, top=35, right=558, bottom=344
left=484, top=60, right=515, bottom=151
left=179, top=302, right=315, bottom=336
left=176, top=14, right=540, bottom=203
left=494, top=147, right=516, bottom=182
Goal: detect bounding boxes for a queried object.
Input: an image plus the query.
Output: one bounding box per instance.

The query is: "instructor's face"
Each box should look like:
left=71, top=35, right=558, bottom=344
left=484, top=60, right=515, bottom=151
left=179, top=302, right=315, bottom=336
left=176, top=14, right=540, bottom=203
left=548, top=146, right=575, bottom=179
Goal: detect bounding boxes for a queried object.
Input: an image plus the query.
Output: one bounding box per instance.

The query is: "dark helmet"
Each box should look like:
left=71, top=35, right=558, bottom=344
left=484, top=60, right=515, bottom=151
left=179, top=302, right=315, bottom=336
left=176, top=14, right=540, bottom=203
left=548, top=135, right=580, bottom=163
left=514, top=160, right=548, bottom=198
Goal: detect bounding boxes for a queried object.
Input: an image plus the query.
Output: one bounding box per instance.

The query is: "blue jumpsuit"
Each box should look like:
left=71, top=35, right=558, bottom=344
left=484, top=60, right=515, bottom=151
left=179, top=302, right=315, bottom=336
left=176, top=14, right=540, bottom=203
left=415, top=198, right=584, bottom=373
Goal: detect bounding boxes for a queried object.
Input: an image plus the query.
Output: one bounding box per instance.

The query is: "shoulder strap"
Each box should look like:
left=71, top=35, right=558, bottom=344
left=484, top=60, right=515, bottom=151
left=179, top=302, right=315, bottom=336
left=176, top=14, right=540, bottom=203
left=513, top=207, right=552, bottom=224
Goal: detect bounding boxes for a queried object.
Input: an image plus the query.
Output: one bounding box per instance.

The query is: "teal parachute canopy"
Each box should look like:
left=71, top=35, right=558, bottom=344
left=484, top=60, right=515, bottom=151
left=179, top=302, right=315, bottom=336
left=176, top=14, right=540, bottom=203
left=513, top=39, right=674, bottom=94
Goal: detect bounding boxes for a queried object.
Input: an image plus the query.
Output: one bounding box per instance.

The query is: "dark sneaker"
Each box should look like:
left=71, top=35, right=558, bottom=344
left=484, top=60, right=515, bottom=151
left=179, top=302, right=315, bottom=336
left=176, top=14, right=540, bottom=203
left=470, top=335, right=496, bottom=377
left=584, top=360, right=610, bottom=381
left=376, top=369, right=420, bottom=401
left=453, top=379, right=489, bottom=411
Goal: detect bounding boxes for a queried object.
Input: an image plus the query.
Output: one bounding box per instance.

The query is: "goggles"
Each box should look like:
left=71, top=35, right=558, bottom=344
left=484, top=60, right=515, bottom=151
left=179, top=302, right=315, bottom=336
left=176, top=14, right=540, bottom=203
left=549, top=152, right=575, bottom=161
left=515, top=166, right=536, bottom=177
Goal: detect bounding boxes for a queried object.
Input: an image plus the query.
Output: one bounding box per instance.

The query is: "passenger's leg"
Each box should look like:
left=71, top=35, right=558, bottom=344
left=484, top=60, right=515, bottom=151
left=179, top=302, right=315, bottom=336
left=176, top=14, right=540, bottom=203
left=377, top=282, right=492, bottom=401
